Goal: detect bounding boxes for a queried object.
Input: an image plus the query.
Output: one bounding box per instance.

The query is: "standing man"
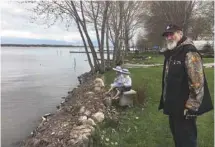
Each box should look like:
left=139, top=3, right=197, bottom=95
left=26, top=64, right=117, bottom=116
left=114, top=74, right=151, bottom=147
left=159, top=24, right=213, bottom=147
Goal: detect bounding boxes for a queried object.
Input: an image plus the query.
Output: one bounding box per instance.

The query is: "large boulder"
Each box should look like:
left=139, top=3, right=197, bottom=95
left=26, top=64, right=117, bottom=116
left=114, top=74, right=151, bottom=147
left=94, top=78, right=104, bottom=92
left=92, top=112, right=105, bottom=123
left=69, top=125, right=95, bottom=146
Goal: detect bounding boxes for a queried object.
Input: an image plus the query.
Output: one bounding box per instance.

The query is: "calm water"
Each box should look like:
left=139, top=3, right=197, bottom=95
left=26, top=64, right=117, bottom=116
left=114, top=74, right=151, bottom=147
left=1, top=47, right=91, bottom=147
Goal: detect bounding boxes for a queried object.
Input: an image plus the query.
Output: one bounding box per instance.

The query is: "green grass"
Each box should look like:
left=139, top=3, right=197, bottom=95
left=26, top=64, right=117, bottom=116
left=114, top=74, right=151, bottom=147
left=126, top=52, right=214, bottom=65
left=94, top=67, right=214, bottom=147
left=125, top=52, right=164, bottom=65
left=203, top=58, right=214, bottom=64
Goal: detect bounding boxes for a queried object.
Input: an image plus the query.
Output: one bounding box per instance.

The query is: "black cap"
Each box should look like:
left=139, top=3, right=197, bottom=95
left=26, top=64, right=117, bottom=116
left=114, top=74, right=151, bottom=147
left=162, top=24, right=182, bottom=36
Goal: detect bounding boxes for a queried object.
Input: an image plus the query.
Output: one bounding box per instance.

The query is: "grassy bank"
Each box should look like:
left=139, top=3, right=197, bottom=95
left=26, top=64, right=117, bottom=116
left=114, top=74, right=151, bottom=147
left=125, top=52, right=214, bottom=64
left=95, top=67, right=214, bottom=147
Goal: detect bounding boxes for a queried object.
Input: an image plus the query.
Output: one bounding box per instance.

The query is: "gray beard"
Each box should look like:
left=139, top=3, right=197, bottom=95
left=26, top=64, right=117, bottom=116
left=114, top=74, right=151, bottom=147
left=166, top=40, right=177, bottom=50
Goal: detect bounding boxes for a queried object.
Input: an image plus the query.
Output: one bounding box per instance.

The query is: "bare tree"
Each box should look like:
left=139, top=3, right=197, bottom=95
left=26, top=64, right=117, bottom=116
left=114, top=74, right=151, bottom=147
left=107, top=1, right=124, bottom=66
left=139, top=1, right=197, bottom=46
left=18, top=0, right=113, bottom=73
left=122, top=1, right=143, bottom=54
left=139, top=1, right=214, bottom=46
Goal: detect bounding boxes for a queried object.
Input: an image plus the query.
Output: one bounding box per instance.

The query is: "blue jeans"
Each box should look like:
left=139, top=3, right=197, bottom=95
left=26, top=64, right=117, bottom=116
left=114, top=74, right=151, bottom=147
left=169, top=116, right=197, bottom=147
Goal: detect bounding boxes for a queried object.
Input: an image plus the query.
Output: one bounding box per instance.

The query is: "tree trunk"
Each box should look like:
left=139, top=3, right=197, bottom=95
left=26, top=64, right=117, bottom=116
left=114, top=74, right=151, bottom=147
left=112, top=2, right=124, bottom=66
left=124, top=26, right=130, bottom=55
left=75, top=17, right=94, bottom=73
left=106, top=26, right=110, bottom=69
left=76, top=1, right=101, bottom=72
left=91, top=1, right=101, bottom=59
left=100, top=1, right=109, bottom=73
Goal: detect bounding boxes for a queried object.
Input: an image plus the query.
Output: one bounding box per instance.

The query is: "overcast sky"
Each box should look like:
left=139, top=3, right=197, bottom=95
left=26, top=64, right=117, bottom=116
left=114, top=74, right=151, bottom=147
left=0, top=0, right=97, bottom=43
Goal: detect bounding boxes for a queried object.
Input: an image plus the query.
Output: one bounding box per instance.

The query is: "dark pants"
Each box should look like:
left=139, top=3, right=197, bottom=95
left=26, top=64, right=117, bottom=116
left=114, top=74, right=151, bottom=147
left=118, top=86, right=131, bottom=92
left=169, top=116, right=197, bottom=147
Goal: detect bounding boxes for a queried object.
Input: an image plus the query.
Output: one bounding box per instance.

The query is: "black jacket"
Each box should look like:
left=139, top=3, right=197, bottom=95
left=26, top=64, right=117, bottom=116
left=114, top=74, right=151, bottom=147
left=159, top=37, right=213, bottom=116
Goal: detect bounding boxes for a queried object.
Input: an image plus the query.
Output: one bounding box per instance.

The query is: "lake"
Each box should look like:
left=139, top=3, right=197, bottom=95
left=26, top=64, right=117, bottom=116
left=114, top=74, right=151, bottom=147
left=1, top=47, right=91, bottom=147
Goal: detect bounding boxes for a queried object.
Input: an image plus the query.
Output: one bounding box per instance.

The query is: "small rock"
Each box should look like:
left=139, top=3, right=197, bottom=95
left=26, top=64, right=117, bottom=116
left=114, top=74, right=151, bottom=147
left=58, top=131, right=64, bottom=137
left=68, top=139, right=78, bottom=145
left=86, top=91, right=95, bottom=96
left=42, top=116, right=46, bottom=121
left=84, top=110, right=91, bottom=116
left=63, top=122, right=69, bottom=127
left=81, top=134, right=89, bottom=143
left=56, top=105, right=60, bottom=109
left=61, top=97, right=66, bottom=99
left=94, top=78, right=105, bottom=87
left=104, top=97, right=112, bottom=107
left=31, top=131, right=34, bottom=135
left=92, top=112, right=104, bottom=123
left=51, top=132, right=55, bottom=135
left=79, top=106, right=85, bottom=114
left=105, top=138, right=109, bottom=142
left=94, top=86, right=101, bottom=92
left=70, top=134, right=78, bottom=139
left=78, top=116, right=87, bottom=124
left=44, top=113, right=52, bottom=117
left=61, top=100, right=65, bottom=104
left=135, top=117, right=139, bottom=120
left=83, top=118, right=96, bottom=126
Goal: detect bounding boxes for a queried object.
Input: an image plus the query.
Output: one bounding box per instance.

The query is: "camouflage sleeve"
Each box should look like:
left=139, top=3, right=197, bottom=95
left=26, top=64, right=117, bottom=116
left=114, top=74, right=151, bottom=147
left=185, top=52, right=204, bottom=111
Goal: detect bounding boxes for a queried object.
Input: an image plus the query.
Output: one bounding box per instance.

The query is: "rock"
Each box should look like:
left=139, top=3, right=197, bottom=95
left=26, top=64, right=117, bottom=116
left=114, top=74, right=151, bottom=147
left=78, top=116, right=88, bottom=124
left=32, top=139, right=49, bottom=147
left=94, top=78, right=104, bottom=92
left=44, top=113, right=52, bottom=117
left=103, top=97, right=112, bottom=107
left=61, top=97, right=66, bottom=99
left=83, top=118, right=96, bottom=126
left=85, top=91, right=95, bottom=96
left=68, top=91, right=73, bottom=94
left=94, top=78, right=104, bottom=87
left=42, top=116, right=46, bottom=121
left=94, top=86, right=101, bottom=92
left=32, top=139, right=40, bottom=146
left=69, top=125, right=95, bottom=146
left=79, top=106, right=86, bottom=114
left=57, top=131, right=64, bottom=138
left=30, top=131, right=35, bottom=137
left=51, top=132, right=55, bottom=135
left=61, top=100, right=65, bottom=104
left=81, top=134, right=89, bottom=143
left=71, top=125, right=94, bottom=134
left=63, top=122, right=69, bottom=127
left=92, top=112, right=104, bottom=123
left=56, top=105, right=60, bottom=109
left=84, top=110, right=91, bottom=117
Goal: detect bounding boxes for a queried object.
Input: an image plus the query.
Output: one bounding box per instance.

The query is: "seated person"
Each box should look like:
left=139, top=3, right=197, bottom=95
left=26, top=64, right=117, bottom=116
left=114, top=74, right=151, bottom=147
left=106, top=66, right=124, bottom=94
left=121, top=68, right=132, bottom=92
left=112, top=68, right=132, bottom=99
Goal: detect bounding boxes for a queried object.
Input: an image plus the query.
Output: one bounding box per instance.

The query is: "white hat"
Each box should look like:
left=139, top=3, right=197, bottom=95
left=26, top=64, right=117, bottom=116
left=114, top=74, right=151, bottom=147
left=112, top=66, right=122, bottom=72
left=121, top=69, right=130, bottom=75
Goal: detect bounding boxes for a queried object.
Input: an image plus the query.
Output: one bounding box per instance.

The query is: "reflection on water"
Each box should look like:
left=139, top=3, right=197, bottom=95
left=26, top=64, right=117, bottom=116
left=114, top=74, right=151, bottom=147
left=1, top=47, right=90, bottom=147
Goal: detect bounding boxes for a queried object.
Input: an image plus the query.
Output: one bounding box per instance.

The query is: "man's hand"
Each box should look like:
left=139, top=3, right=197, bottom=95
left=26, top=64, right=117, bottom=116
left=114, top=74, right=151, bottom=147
left=184, top=109, right=197, bottom=119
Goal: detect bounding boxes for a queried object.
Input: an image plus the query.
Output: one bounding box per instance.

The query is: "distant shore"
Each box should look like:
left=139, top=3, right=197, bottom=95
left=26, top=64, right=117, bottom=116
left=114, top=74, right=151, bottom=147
left=1, top=44, right=86, bottom=47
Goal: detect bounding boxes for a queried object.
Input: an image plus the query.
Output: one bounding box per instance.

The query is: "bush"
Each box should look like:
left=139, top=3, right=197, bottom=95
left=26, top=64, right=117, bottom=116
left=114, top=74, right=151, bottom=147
left=200, top=44, right=213, bottom=53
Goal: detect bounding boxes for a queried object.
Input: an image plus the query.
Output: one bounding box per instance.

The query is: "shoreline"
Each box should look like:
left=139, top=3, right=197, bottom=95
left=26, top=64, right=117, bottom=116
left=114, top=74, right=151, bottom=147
left=19, top=70, right=107, bottom=147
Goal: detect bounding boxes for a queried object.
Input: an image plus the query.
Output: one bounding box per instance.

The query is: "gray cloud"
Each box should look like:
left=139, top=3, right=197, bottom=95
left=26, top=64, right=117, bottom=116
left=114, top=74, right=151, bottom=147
left=0, top=0, right=91, bottom=42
